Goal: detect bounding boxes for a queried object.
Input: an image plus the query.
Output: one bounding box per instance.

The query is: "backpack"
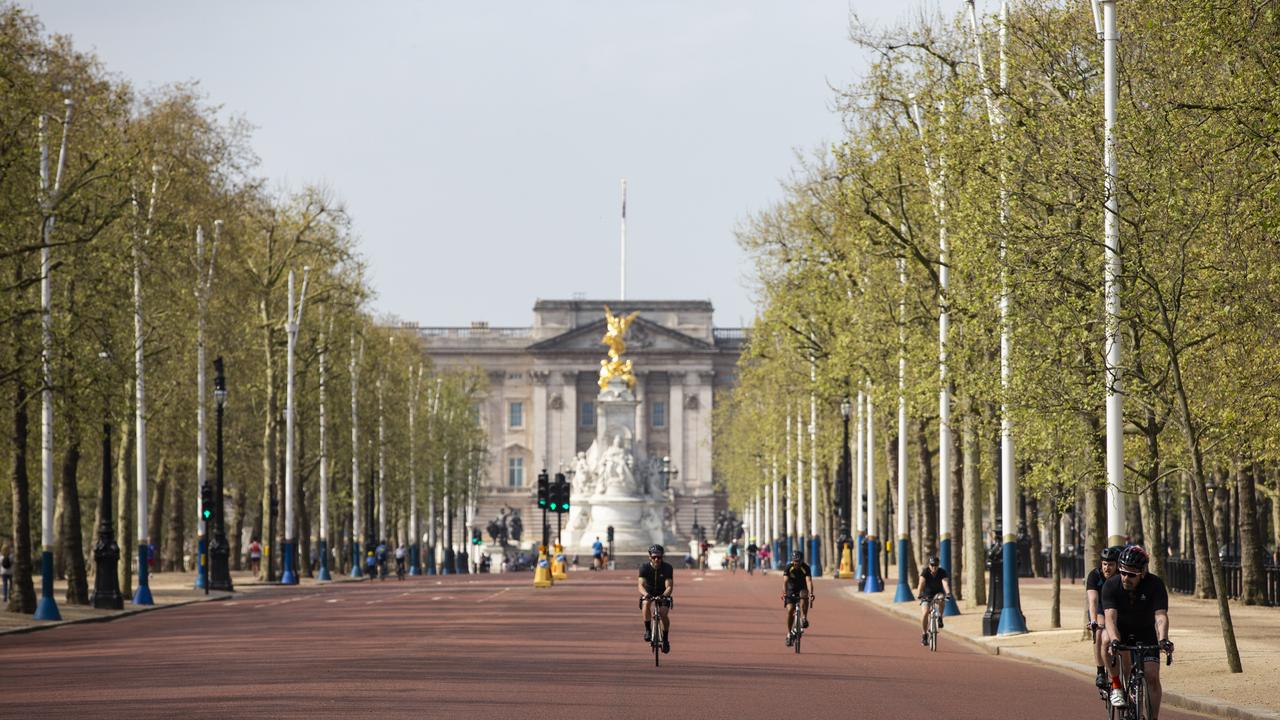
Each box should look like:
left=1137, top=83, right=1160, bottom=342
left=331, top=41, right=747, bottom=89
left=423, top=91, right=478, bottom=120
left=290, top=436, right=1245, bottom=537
left=1, top=554, right=11, bottom=569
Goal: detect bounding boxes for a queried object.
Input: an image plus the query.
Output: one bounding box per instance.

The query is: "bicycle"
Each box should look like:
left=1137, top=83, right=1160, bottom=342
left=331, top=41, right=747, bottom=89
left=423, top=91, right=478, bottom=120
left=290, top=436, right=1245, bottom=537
left=923, top=592, right=944, bottom=652
left=783, top=592, right=806, bottom=653
left=395, top=558, right=406, bottom=581
left=1104, top=642, right=1172, bottom=720
left=641, top=595, right=673, bottom=667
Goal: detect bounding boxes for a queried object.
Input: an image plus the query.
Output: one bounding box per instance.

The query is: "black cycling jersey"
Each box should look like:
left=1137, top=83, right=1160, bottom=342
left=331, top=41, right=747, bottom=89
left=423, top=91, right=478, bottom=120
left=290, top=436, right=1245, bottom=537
left=1101, top=572, right=1168, bottom=644
left=783, top=561, right=811, bottom=593
left=920, top=566, right=949, bottom=597
left=1086, top=568, right=1108, bottom=617
left=747, top=543, right=759, bottom=555
left=639, top=561, right=674, bottom=597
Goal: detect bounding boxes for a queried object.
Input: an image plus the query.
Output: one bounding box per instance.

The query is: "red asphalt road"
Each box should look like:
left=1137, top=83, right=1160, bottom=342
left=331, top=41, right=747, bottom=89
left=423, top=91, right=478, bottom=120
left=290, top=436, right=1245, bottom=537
left=0, top=568, right=1203, bottom=720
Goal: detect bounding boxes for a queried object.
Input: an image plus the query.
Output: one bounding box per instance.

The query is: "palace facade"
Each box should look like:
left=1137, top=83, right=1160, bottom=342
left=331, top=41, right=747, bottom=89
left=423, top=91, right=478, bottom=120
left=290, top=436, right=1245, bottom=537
left=415, top=299, right=745, bottom=546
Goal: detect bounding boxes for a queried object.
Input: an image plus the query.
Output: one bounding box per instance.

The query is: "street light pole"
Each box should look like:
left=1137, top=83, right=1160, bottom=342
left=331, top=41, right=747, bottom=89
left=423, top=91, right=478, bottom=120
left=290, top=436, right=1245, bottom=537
left=281, top=268, right=309, bottom=585
left=90, top=357, right=123, bottom=609
left=208, top=358, right=233, bottom=592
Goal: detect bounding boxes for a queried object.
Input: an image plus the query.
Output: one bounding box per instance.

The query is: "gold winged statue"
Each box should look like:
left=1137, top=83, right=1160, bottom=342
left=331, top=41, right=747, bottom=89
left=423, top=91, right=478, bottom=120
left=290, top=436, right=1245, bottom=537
left=598, top=305, right=640, bottom=391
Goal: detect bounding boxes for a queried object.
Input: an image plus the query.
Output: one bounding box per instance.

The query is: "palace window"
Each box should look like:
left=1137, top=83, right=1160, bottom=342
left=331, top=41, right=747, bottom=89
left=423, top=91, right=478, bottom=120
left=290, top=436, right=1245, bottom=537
left=508, top=457, right=524, bottom=487
left=580, top=401, right=595, bottom=428
left=651, top=400, right=666, bottom=429
left=509, top=401, right=524, bottom=429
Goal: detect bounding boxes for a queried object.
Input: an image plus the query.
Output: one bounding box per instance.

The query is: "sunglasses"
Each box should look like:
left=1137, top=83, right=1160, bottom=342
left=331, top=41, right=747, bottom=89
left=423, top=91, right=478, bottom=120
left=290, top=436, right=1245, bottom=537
left=1118, top=569, right=1141, bottom=578
left=649, top=555, right=663, bottom=560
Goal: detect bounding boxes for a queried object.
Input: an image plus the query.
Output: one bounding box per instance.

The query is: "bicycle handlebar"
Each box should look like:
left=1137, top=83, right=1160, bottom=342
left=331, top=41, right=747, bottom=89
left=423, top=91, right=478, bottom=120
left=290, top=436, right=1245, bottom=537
left=1111, top=641, right=1174, bottom=666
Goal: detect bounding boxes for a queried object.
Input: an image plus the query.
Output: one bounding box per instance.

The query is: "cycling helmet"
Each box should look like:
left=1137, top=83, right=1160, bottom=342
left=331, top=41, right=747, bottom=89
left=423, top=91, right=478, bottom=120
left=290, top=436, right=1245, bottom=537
left=1100, top=545, right=1123, bottom=563
left=927, top=556, right=940, bottom=566
left=792, top=550, right=804, bottom=561
left=1117, top=545, right=1149, bottom=570
left=648, top=544, right=665, bottom=557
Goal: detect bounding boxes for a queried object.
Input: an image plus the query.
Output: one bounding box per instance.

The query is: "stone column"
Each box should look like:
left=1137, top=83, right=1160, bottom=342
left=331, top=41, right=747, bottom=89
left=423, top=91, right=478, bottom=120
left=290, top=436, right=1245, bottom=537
left=697, top=371, right=714, bottom=497
left=669, top=372, right=684, bottom=489
left=560, top=372, right=578, bottom=465
left=531, top=370, right=549, bottom=473
left=634, top=371, right=647, bottom=452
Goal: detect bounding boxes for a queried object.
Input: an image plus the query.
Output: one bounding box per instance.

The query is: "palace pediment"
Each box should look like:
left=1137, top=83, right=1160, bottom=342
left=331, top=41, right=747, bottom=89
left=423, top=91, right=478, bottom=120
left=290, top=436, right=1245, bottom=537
left=527, top=317, right=713, bottom=355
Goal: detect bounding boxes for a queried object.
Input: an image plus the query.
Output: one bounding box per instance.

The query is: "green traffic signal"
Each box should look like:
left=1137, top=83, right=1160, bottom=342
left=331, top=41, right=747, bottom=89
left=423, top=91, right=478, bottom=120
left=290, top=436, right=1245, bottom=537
left=202, top=508, right=213, bottom=520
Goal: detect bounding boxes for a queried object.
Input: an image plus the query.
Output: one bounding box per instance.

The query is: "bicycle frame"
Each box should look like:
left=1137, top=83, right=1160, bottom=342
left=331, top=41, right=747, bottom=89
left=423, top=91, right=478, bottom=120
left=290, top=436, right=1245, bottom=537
left=1109, top=643, right=1171, bottom=720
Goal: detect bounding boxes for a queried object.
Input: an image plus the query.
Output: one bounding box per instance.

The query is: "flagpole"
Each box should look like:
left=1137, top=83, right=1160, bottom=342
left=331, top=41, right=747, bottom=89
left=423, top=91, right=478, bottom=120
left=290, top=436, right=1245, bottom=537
left=620, top=178, right=627, bottom=300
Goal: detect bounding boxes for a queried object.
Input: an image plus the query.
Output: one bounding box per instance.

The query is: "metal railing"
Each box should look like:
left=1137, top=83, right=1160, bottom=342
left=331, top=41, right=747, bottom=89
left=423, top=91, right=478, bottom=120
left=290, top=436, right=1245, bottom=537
left=419, top=326, right=532, bottom=339
left=712, top=328, right=748, bottom=342
left=1164, top=558, right=1277, bottom=606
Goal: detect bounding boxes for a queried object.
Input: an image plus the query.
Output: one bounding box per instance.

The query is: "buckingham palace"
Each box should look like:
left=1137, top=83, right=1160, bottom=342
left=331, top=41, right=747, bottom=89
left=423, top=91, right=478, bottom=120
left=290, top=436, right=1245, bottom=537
left=415, top=298, right=746, bottom=548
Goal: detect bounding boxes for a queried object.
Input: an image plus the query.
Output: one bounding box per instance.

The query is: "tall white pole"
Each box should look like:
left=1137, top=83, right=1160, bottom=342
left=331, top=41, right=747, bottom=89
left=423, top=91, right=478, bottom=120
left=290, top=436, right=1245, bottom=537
left=785, top=414, right=794, bottom=545
left=809, top=364, right=818, bottom=538
left=350, top=334, right=364, bottom=576
left=317, top=315, right=330, bottom=579
left=132, top=164, right=159, bottom=605
left=898, top=258, right=909, bottom=546
left=1100, top=0, right=1125, bottom=547
left=36, top=98, right=72, bottom=620
left=795, top=405, right=806, bottom=541
left=282, top=268, right=309, bottom=584
left=193, top=221, right=219, bottom=588
left=855, top=392, right=866, bottom=539
left=408, top=366, right=421, bottom=573
left=771, top=456, right=779, bottom=549
left=620, top=178, right=627, bottom=300
left=866, top=390, right=877, bottom=541
left=377, top=377, right=386, bottom=542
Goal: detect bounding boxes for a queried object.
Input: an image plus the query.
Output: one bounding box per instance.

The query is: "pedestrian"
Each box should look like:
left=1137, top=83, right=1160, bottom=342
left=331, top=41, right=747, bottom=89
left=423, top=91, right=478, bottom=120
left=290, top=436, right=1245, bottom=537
left=1, top=544, right=13, bottom=603
left=759, top=543, right=771, bottom=574
left=365, top=548, right=377, bottom=581
left=248, top=538, right=262, bottom=576
left=591, top=536, right=604, bottom=571
left=376, top=540, right=388, bottom=580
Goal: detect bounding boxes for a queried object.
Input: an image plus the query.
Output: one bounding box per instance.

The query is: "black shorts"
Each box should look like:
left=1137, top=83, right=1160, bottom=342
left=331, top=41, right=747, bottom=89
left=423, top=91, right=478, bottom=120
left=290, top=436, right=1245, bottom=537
left=784, top=589, right=809, bottom=605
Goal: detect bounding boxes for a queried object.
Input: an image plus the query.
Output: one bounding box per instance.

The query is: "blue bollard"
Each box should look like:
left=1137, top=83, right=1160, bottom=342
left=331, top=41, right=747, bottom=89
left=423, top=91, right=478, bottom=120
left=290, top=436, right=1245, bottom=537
left=864, top=537, right=884, bottom=592
left=34, top=551, right=61, bottom=621
left=893, top=537, right=914, bottom=602
left=809, top=536, right=822, bottom=577
left=409, top=544, right=421, bottom=575
left=425, top=544, right=436, bottom=575
left=194, top=537, right=208, bottom=590
left=997, top=539, right=1027, bottom=635
left=940, top=537, right=961, bottom=616
left=281, top=541, right=298, bottom=585
left=318, top=539, right=332, bottom=581
left=132, top=545, right=154, bottom=605
left=349, top=541, right=363, bottom=578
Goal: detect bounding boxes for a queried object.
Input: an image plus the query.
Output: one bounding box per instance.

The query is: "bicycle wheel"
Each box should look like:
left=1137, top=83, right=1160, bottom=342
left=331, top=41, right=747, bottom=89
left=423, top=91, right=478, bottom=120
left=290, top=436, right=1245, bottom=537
left=929, top=610, right=939, bottom=652
left=1131, top=677, right=1148, bottom=720
left=652, top=624, right=662, bottom=667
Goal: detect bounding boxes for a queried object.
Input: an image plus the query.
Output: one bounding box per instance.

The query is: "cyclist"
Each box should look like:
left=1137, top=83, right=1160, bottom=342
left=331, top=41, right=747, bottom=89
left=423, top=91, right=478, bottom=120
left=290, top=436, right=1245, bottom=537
left=394, top=542, right=407, bottom=580
left=376, top=540, right=389, bottom=580
left=1102, top=545, right=1173, bottom=715
left=746, top=540, right=759, bottom=576
left=783, top=550, right=813, bottom=646
left=728, top=539, right=740, bottom=574
left=1087, top=545, right=1123, bottom=688
left=638, top=544, right=674, bottom=654
left=916, top=556, right=953, bottom=646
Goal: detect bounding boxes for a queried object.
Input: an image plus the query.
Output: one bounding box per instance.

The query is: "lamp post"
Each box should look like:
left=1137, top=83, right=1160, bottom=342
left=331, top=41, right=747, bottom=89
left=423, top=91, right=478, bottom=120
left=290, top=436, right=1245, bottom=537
left=208, top=357, right=233, bottom=592
left=90, top=352, right=123, bottom=609
left=837, top=397, right=854, bottom=579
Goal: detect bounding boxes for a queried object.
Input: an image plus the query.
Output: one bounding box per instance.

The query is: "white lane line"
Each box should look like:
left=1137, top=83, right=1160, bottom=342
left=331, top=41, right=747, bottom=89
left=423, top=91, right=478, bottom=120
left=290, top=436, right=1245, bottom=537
left=326, top=599, right=340, bottom=603
left=432, top=596, right=443, bottom=601
left=477, top=587, right=510, bottom=603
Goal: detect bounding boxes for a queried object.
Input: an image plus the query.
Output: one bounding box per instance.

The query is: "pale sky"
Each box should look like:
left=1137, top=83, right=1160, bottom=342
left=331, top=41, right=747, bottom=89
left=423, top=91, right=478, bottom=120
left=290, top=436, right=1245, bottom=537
left=31, top=0, right=971, bottom=328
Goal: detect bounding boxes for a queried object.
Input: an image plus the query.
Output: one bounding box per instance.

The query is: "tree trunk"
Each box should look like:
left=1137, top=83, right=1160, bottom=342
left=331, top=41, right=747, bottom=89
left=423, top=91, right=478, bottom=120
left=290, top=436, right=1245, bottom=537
left=260, top=306, right=278, bottom=582
left=1084, top=480, right=1105, bottom=585
left=230, top=483, right=245, bottom=571
left=1189, top=473, right=1214, bottom=598
left=59, top=436, right=88, bottom=604
left=962, top=399, right=985, bottom=607
left=8, top=376, right=37, bottom=614
left=53, top=465, right=65, bottom=580
left=950, top=419, right=964, bottom=601
left=163, top=461, right=185, bottom=572
left=1026, top=495, right=1044, bottom=577
left=115, top=413, right=134, bottom=599
left=1138, top=408, right=1166, bottom=578
left=1238, top=461, right=1265, bottom=605
left=1169, top=350, right=1242, bottom=672
left=1212, top=468, right=1230, bottom=552
left=299, top=468, right=312, bottom=578
left=915, top=419, right=937, bottom=562
left=148, top=453, right=167, bottom=571
left=1050, top=500, right=1061, bottom=628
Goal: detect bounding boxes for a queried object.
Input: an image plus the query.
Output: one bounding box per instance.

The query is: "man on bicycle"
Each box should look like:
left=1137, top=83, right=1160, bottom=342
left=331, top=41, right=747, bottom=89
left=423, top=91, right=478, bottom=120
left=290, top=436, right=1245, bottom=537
left=746, top=540, right=759, bottom=575
left=1102, top=545, right=1172, bottom=715
left=638, top=544, right=674, bottom=654
left=394, top=542, right=407, bottom=579
left=1087, top=545, right=1123, bottom=688
left=916, top=556, right=953, bottom=646
left=783, top=550, right=813, bottom=646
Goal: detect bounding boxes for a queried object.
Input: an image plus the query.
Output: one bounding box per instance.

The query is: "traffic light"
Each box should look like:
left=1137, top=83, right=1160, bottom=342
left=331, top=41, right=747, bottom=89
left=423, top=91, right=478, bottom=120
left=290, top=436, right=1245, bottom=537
left=551, top=473, right=570, bottom=514
left=537, top=470, right=549, bottom=509
left=471, top=528, right=482, bottom=545
left=607, top=525, right=614, bottom=543
left=200, top=483, right=214, bottom=522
